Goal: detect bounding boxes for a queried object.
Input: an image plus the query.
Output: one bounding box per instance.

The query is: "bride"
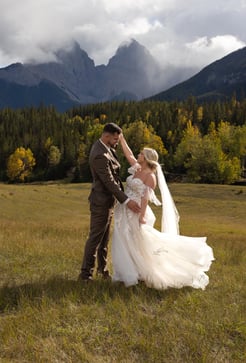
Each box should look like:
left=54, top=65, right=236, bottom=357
left=111, top=134, right=214, bottom=290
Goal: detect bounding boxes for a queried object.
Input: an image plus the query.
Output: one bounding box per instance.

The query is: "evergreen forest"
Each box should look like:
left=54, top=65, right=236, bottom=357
left=0, top=97, right=245, bottom=184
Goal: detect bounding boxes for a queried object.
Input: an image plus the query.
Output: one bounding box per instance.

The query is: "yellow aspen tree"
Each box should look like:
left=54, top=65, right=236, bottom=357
left=7, top=147, right=36, bottom=182
left=197, top=106, right=203, bottom=122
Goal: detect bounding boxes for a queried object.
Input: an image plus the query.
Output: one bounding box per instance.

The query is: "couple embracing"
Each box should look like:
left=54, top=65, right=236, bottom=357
left=78, top=123, right=214, bottom=289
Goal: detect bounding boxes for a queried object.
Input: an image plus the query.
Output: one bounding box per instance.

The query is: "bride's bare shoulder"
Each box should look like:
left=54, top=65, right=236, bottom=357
left=144, top=172, right=156, bottom=189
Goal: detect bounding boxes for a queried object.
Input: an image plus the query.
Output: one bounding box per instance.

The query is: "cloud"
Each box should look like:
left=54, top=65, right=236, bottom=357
left=119, top=18, right=163, bottom=37
left=184, top=35, right=246, bottom=68
left=0, top=0, right=245, bottom=74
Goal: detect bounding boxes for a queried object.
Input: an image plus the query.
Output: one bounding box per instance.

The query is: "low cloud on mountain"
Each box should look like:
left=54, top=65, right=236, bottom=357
left=0, top=0, right=245, bottom=87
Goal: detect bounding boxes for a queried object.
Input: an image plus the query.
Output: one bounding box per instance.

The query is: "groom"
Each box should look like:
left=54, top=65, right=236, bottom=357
left=78, top=123, right=141, bottom=282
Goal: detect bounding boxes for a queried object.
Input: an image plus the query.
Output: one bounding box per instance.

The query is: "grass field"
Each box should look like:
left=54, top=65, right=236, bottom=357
left=0, top=182, right=245, bottom=362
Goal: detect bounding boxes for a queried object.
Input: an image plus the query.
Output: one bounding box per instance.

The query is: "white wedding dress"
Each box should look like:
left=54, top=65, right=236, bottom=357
left=112, top=166, right=214, bottom=290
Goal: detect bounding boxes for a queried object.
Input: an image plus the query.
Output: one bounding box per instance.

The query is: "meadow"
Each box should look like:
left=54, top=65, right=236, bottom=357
left=0, top=182, right=245, bottom=363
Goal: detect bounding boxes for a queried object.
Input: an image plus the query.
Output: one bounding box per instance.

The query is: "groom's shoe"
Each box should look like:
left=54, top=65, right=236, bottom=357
left=96, top=270, right=111, bottom=280
left=77, top=273, right=93, bottom=283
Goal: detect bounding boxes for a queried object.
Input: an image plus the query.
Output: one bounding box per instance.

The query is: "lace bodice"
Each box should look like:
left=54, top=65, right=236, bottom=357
left=125, top=175, right=147, bottom=204
left=125, top=164, right=161, bottom=206
left=114, top=165, right=160, bottom=229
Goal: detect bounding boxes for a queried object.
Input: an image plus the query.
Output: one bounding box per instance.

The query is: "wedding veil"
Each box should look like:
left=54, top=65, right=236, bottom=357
left=156, top=164, right=180, bottom=235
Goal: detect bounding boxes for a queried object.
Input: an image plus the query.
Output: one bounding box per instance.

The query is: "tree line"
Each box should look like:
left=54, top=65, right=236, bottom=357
left=0, top=97, right=245, bottom=184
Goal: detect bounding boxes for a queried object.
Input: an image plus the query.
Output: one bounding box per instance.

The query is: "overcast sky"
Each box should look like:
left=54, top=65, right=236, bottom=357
left=1, top=0, right=246, bottom=73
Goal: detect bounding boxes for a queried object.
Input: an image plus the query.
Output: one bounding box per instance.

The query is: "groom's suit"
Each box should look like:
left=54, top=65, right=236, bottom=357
left=80, top=139, right=128, bottom=280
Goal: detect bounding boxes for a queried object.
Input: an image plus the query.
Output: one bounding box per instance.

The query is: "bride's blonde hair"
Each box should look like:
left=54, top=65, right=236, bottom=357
left=142, top=148, right=159, bottom=171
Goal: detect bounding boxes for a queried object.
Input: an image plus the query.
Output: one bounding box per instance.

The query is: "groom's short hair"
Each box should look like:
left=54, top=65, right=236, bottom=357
left=103, top=123, right=122, bottom=134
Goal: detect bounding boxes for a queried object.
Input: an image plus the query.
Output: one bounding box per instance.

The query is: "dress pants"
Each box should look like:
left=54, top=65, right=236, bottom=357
left=81, top=204, right=114, bottom=279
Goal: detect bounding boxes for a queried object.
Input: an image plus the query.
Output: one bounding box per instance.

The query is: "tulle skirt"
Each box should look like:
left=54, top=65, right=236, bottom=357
left=111, top=203, right=214, bottom=290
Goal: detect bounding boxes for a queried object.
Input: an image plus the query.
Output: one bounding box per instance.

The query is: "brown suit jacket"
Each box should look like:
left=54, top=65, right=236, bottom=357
left=88, top=140, right=128, bottom=208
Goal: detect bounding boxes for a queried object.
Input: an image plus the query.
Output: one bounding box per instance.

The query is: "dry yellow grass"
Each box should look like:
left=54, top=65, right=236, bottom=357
left=0, top=182, right=245, bottom=362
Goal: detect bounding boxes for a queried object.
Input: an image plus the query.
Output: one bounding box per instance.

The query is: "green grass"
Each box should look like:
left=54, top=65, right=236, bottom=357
left=0, top=182, right=245, bottom=363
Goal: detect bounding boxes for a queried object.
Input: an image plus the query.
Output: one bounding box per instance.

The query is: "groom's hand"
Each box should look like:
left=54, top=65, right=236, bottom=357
left=127, top=200, right=141, bottom=213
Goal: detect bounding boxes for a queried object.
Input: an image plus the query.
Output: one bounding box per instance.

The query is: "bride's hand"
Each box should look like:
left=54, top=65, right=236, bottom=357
left=139, top=216, right=146, bottom=224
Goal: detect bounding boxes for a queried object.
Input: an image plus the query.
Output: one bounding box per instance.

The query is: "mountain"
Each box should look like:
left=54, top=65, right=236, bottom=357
left=98, top=39, right=162, bottom=99
left=0, top=40, right=163, bottom=112
left=1, top=41, right=245, bottom=111
left=149, top=46, right=246, bottom=102
left=0, top=78, right=78, bottom=111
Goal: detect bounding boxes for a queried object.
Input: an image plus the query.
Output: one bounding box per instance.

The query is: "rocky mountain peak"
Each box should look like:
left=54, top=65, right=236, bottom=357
left=108, top=38, right=158, bottom=70
left=55, top=41, right=95, bottom=71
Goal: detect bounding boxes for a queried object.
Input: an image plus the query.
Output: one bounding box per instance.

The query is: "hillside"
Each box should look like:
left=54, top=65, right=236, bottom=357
left=149, top=46, right=246, bottom=102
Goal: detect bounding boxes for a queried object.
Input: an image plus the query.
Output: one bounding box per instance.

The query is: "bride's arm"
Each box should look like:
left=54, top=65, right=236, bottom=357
left=139, top=173, right=156, bottom=224
left=119, top=134, right=137, bottom=166
left=139, top=197, right=148, bottom=224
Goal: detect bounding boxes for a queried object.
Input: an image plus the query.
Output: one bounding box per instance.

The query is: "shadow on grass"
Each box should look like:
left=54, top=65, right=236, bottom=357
left=0, top=276, right=193, bottom=313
